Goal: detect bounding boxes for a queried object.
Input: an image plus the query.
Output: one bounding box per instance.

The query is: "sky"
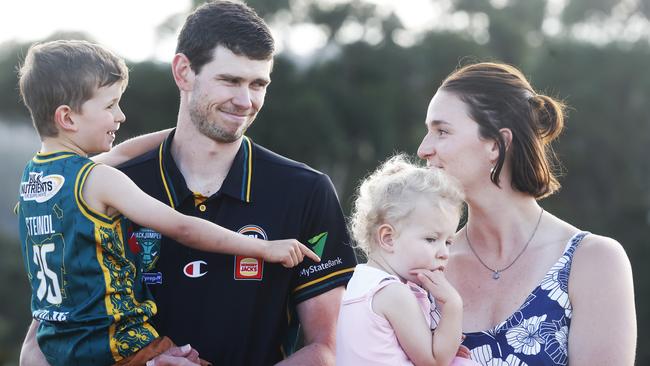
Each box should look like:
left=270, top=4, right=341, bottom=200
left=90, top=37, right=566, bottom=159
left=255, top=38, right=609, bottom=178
left=0, top=0, right=446, bottom=62
left=0, top=0, right=191, bottom=62
left=1, top=1, right=643, bottom=63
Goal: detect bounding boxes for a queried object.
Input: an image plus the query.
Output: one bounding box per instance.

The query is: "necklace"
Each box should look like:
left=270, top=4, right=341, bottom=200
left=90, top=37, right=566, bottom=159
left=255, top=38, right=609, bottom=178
left=465, top=207, right=544, bottom=280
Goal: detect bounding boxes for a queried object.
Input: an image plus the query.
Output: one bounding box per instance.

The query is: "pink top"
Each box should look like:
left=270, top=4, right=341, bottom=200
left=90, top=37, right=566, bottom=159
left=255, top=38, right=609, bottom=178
left=336, top=264, right=479, bottom=366
left=335, top=264, right=434, bottom=365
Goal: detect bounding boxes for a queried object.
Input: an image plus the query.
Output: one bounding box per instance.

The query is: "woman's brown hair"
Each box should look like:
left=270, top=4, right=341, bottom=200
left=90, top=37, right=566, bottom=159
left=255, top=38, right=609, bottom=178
left=441, top=62, right=566, bottom=199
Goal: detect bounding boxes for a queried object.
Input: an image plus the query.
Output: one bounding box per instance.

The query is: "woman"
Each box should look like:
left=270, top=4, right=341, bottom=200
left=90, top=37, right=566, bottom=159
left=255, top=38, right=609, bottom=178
left=417, top=62, right=636, bottom=365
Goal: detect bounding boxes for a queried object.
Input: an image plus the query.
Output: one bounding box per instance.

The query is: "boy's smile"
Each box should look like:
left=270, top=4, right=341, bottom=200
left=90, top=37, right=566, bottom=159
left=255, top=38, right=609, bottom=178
left=71, top=82, right=126, bottom=154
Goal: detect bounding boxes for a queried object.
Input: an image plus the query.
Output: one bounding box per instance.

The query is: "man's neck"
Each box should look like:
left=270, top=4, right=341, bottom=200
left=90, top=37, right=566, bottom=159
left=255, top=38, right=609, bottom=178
left=171, top=122, right=242, bottom=196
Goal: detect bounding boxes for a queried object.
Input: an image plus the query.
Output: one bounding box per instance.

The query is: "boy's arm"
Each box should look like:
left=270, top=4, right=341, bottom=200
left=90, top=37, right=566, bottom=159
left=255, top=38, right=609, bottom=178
left=20, top=320, right=50, bottom=366
left=84, top=165, right=319, bottom=267
left=91, top=128, right=172, bottom=167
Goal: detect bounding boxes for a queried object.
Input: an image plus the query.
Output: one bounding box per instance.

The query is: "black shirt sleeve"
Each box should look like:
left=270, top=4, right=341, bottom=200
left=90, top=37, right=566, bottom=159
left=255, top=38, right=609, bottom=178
left=291, top=173, right=357, bottom=304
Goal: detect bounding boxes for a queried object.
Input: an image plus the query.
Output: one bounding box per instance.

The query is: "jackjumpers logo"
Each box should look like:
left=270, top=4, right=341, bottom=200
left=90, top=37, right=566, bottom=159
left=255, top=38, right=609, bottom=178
left=234, top=225, right=267, bottom=280
left=20, top=172, right=64, bottom=203
left=132, top=227, right=162, bottom=272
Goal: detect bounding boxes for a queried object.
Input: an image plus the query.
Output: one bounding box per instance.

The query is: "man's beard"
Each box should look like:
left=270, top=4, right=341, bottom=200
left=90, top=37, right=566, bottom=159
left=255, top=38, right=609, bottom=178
left=189, top=100, right=254, bottom=143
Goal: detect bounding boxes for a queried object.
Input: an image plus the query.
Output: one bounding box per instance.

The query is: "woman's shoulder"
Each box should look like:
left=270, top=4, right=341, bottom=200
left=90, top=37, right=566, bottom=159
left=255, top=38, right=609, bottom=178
left=574, top=233, right=628, bottom=267
left=542, top=212, right=625, bottom=257
left=569, top=232, right=632, bottom=299
left=545, top=213, right=629, bottom=274
left=542, top=214, right=632, bottom=289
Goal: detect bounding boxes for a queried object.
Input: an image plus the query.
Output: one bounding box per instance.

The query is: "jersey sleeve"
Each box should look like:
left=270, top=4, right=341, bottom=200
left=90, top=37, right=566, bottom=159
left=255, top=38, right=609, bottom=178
left=291, top=173, right=357, bottom=304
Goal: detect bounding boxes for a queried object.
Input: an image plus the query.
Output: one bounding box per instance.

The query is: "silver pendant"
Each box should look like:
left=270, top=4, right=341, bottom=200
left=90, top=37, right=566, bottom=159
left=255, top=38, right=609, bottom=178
left=492, top=271, right=500, bottom=280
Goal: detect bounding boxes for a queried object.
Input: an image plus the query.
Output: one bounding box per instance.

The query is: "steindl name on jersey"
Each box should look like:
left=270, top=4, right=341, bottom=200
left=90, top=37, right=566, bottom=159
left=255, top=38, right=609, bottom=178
left=234, top=225, right=267, bottom=280
left=20, top=172, right=64, bottom=203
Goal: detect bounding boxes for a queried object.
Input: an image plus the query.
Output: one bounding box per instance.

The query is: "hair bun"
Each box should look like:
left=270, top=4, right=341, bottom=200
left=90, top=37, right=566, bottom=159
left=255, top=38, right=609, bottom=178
left=530, top=94, right=565, bottom=143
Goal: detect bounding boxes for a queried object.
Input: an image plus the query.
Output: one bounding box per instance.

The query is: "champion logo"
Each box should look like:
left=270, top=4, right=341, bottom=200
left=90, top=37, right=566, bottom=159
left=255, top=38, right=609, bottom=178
left=183, top=260, right=208, bottom=278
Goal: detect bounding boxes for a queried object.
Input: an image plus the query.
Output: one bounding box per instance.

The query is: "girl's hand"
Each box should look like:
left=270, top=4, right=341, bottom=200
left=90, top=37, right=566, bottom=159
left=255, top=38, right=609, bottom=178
left=410, top=268, right=462, bottom=308
left=456, top=343, right=471, bottom=359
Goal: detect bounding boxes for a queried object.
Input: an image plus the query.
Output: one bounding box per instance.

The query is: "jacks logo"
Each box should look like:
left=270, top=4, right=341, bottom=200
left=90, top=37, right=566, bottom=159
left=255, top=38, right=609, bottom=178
left=20, top=172, right=64, bottom=203
left=234, top=225, right=267, bottom=280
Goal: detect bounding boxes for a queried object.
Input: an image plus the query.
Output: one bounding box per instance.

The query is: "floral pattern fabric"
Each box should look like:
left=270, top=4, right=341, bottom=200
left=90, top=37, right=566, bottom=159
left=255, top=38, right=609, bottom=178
left=463, top=232, right=589, bottom=366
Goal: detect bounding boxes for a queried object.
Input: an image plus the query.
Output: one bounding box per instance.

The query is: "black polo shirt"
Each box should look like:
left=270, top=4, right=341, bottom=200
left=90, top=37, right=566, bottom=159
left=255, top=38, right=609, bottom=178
left=119, top=130, right=356, bottom=365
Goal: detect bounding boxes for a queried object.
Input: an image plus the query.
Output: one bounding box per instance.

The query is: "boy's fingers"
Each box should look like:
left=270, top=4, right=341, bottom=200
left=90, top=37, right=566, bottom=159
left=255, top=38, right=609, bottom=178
left=298, top=245, right=305, bottom=261
left=299, top=243, right=321, bottom=262
left=290, top=248, right=299, bottom=267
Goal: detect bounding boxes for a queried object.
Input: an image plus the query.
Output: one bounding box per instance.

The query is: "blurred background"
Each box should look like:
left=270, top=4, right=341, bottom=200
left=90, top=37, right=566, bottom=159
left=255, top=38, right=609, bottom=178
left=0, top=0, right=648, bottom=364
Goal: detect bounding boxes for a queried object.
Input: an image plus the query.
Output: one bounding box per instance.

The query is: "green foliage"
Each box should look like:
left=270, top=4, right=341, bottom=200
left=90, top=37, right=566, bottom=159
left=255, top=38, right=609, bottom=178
left=562, top=0, right=620, bottom=23
left=0, top=234, right=32, bottom=365
left=120, top=61, right=179, bottom=137
left=238, top=0, right=291, bottom=18
left=0, top=41, right=30, bottom=122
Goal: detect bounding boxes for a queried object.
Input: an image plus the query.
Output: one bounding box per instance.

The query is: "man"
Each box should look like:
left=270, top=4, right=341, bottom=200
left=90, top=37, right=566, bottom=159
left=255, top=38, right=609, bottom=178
left=119, top=1, right=356, bottom=364
left=20, top=1, right=356, bottom=365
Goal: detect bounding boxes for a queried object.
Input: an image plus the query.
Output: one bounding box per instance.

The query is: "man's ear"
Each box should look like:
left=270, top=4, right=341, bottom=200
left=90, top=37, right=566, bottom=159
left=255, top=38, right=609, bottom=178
left=376, top=224, right=396, bottom=253
left=172, top=53, right=195, bottom=92
left=53, top=105, right=77, bottom=132
left=488, top=128, right=513, bottom=163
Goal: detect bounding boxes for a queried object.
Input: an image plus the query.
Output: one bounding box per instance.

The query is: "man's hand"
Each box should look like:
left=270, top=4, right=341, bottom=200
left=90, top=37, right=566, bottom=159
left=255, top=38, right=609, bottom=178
left=263, top=239, right=321, bottom=267
left=146, top=344, right=201, bottom=366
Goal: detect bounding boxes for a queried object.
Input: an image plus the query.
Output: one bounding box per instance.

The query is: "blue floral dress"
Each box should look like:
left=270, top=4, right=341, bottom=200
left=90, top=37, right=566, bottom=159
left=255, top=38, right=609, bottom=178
left=462, top=232, right=589, bottom=366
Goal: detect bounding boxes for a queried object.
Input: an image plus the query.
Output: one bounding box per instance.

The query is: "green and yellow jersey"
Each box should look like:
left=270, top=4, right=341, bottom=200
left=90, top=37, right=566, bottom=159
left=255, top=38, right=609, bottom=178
left=18, top=151, right=157, bottom=366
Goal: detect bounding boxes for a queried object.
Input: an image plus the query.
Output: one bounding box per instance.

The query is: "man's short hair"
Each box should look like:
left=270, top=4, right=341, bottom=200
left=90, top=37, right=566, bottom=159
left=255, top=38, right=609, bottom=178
left=176, top=0, right=274, bottom=74
left=18, top=40, right=128, bottom=138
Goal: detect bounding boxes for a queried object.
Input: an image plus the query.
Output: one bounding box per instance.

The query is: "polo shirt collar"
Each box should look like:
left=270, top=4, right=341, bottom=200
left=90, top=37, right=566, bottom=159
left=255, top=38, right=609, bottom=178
left=157, top=129, right=255, bottom=208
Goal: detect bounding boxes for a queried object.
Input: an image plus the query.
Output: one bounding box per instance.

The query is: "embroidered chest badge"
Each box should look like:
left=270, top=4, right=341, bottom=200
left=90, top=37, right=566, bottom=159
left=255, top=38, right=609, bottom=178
left=133, top=227, right=162, bottom=271
left=234, top=225, right=267, bottom=280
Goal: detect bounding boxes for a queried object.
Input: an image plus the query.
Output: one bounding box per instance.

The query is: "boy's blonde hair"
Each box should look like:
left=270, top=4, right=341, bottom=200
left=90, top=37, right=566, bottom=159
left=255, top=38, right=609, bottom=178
left=349, top=154, right=465, bottom=256
left=18, top=40, right=129, bottom=139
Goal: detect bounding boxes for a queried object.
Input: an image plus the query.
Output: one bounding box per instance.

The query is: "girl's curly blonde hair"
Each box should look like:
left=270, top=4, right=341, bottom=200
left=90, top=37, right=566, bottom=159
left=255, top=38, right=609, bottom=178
left=349, top=154, right=465, bottom=256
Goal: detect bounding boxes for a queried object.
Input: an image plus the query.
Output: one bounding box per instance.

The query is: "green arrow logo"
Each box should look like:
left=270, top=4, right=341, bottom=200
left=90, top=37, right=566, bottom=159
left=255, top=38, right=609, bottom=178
left=308, top=232, right=328, bottom=258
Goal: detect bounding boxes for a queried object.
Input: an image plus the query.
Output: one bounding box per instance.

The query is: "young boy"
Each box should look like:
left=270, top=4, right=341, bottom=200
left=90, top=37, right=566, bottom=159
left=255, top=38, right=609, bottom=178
left=17, top=40, right=319, bottom=366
